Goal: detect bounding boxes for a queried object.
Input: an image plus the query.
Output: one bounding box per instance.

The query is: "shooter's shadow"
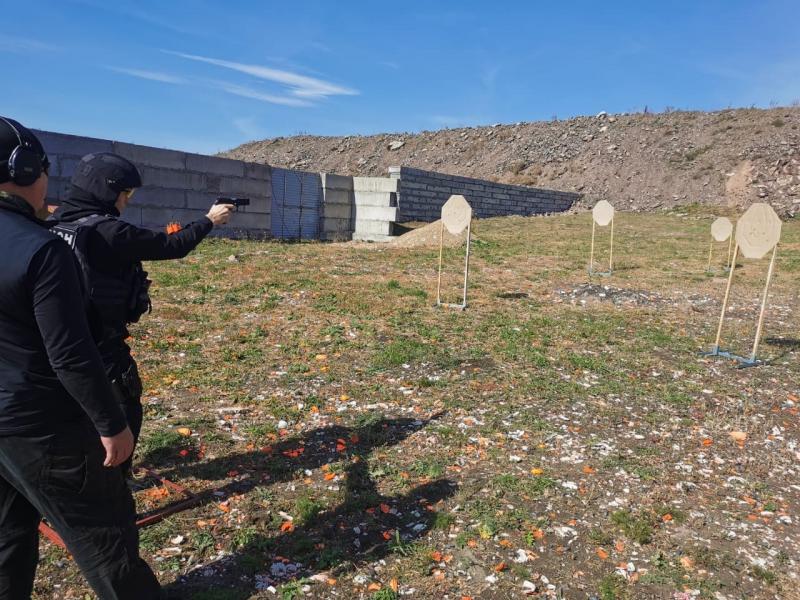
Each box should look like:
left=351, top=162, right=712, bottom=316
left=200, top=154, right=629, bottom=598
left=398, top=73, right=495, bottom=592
left=765, top=337, right=800, bottom=350
left=756, top=337, right=800, bottom=364
left=167, top=461, right=456, bottom=598
left=156, top=415, right=456, bottom=598
left=139, top=414, right=442, bottom=502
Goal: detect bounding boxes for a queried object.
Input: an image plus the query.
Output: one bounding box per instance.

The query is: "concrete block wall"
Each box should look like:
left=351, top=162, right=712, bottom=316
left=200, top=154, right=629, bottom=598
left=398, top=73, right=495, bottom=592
left=320, top=175, right=398, bottom=241
left=320, top=173, right=355, bottom=241
left=353, top=177, right=398, bottom=242
left=32, top=129, right=580, bottom=243
left=389, top=166, right=580, bottom=222
left=35, top=130, right=271, bottom=238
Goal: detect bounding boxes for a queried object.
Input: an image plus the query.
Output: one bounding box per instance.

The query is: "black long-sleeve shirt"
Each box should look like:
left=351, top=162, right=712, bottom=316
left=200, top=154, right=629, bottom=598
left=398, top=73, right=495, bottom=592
left=0, top=193, right=127, bottom=437
left=52, top=193, right=214, bottom=370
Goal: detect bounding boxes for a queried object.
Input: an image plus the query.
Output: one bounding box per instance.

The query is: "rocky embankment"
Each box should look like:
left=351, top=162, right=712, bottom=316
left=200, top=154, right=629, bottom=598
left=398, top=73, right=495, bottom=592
left=222, top=107, right=800, bottom=216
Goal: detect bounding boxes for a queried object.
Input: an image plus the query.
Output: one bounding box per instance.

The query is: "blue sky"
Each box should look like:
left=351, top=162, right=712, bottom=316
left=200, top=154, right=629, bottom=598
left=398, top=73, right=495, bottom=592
left=4, top=0, right=799, bottom=154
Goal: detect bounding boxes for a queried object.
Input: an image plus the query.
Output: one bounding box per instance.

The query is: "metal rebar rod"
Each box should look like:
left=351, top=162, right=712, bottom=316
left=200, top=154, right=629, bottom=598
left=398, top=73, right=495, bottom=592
left=714, top=244, right=739, bottom=349
left=750, top=245, right=778, bottom=362
left=462, top=221, right=472, bottom=308
left=726, top=234, right=734, bottom=270
left=609, top=218, right=615, bottom=272
left=436, top=219, right=444, bottom=305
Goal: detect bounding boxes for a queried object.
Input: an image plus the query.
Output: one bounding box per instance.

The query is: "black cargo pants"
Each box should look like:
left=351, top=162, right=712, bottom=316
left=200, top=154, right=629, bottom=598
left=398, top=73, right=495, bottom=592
left=0, top=419, right=161, bottom=599
left=110, top=358, right=143, bottom=477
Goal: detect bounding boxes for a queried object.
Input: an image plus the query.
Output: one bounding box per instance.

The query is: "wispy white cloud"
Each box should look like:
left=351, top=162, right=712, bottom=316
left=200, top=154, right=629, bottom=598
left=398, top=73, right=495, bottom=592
left=167, top=51, right=358, bottom=100
left=0, top=34, right=59, bottom=54
left=107, top=64, right=312, bottom=107
left=107, top=67, right=187, bottom=84
left=211, top=81, right=313, bottom=107
left=379, top=60, right=400, bottom=70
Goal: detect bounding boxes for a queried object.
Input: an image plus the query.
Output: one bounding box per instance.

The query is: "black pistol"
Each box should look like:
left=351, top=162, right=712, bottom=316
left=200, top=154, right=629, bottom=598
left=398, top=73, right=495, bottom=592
left=216, top=197, right=250, bottom=210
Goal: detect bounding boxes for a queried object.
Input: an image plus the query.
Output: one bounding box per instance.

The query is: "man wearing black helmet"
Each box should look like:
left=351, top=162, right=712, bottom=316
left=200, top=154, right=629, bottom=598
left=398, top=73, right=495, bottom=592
left=52, top=153, right=233, bottom=475
left=0, top=117, right=161, bottom=598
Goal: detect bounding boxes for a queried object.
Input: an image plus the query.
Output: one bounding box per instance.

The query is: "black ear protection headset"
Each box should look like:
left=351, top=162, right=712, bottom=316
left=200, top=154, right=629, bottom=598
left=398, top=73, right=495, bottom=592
left=0, top=117, right=46, bottom=187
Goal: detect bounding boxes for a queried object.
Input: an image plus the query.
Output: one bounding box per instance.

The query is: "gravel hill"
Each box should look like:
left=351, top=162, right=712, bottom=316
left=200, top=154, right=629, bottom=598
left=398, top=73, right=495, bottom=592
left=222, top=107, right=800, bottom=216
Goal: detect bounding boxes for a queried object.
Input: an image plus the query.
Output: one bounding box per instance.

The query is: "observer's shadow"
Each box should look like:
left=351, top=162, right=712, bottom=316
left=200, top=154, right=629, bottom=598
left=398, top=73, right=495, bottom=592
left=155, top=414, right=456, bottom=598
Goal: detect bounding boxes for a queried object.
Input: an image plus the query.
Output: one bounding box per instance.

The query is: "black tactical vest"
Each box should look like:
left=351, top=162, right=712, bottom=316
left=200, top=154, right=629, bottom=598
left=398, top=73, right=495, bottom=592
left=50, top=215, right=151, bottom=331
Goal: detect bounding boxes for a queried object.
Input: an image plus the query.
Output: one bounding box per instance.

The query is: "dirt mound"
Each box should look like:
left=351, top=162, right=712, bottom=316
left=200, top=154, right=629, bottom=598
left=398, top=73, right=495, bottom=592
left=222, top=107, right=800, bottom=216
left=386, top=220, right=471, bottom=249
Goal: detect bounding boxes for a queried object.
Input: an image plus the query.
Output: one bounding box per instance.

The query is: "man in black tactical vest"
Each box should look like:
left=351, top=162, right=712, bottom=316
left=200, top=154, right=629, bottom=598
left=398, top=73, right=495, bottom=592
left=0, top=117, right=161, bottom=598
left=51, top=153, right=234, bottom=476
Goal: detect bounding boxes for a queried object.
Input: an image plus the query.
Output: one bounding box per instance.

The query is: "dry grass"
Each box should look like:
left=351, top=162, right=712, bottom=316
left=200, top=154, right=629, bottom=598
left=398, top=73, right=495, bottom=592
left=34, top=208, right=800, bottom=599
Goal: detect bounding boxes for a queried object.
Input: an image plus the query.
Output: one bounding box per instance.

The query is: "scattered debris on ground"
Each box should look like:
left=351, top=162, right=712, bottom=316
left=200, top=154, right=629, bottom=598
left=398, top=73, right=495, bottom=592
left=33, top=212, right=800, bottom=599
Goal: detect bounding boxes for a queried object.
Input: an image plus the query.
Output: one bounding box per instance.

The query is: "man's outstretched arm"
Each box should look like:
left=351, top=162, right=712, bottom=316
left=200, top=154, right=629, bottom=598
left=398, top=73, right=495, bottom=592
left=100, top=203, right=233, bottom=262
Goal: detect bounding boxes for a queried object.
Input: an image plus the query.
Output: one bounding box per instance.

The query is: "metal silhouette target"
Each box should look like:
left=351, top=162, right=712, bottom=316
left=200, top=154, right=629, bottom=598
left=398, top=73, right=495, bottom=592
left=707, top=216, right=734, bottom=272
left=711, top=217, right=733, bottom=242
left=735, top=203, right=782, bottom=259
left=592, top=201, right=614, bottom=226
left=441, top=195, right=473, bottom=235
left=589, top=201, right=615, bottom=275
left=436, top=195, right=473, bottom=310
left=706, top=203, right=783, bottom=366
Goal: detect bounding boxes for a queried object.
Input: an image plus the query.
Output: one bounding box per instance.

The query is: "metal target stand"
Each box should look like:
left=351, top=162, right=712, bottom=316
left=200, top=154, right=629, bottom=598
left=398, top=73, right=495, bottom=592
left=702, top=204, right=782, bottom=369
left=588, top=216, right=614, bottom=277
left=706, top=217, right=735, bottom=274
left=706, top=232, right=734, bottom=274
left=38, top=468, right=202, bottom=549
left=702, top=243, right=778, bottom=368
left=588, top=201, right=615, bottom=277
left=436, top=219, right=472, bottom=311
left=435, top=195, right=473, bottom=311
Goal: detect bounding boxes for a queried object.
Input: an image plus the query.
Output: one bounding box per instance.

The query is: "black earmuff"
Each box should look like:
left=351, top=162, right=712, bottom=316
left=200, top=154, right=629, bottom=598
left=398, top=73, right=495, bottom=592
left=1, top=117, right=42, bottom=187
left=8, top=145, right=42, bottom=187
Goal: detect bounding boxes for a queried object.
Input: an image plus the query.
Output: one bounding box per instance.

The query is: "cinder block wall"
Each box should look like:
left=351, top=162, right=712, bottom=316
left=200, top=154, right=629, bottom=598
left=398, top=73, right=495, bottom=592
left=389, top=166, right=581, bottom=222
left=320, top=175, right=399, bottom=241
left=33, top=129, right=581, bottom=241
left=35, top=130, right=271, bottom=238
left=320, top=174, right=355, bottom=241
left=352, top=177, right=398, bottom=242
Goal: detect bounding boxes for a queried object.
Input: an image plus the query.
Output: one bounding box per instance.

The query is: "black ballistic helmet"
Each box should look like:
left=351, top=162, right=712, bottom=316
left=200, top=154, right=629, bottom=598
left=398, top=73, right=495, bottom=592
left=70, top=152, right=142, bottom=206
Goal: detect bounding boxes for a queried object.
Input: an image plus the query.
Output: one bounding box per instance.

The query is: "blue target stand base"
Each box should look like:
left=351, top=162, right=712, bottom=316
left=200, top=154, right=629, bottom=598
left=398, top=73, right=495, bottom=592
left=437, top=301, right=467, bottom=311
left=701, top=345, right=763, bottom=369
left=588, top=268, right=613, bottom=277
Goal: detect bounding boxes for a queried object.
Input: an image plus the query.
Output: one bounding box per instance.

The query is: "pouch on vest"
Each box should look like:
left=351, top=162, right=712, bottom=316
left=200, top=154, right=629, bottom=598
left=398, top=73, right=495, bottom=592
left=51, top=215, right=151, bottom=326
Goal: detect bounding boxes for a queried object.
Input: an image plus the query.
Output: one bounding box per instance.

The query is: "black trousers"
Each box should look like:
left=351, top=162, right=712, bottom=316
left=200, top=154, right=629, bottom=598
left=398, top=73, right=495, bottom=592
left=110, top=358, right=143, bottom=477
left=0, top=420, right=161, bottom=599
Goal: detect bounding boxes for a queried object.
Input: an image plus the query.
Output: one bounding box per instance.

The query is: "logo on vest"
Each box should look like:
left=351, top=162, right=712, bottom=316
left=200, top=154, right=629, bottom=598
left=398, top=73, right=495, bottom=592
left=52, top=228, right=77, bottom=249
